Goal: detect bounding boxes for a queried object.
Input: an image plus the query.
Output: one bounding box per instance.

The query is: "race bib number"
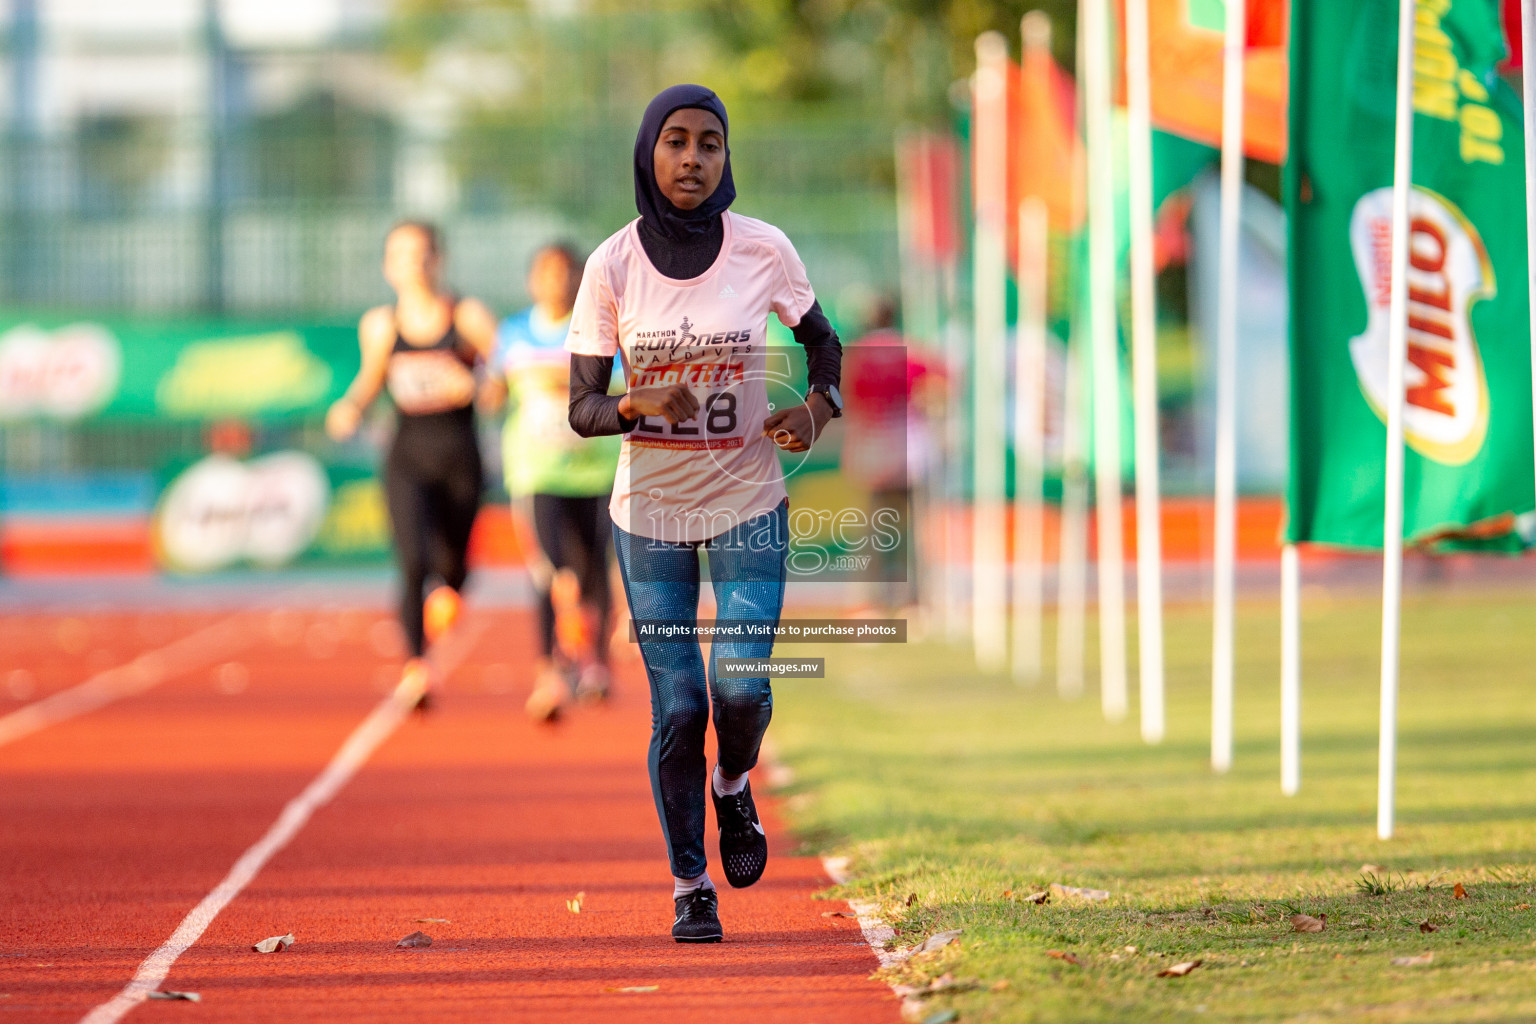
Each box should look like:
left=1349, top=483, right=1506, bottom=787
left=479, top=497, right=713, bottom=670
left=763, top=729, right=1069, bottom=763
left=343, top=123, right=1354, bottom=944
left=628, top=361, right=745, bottom=450
left=388, top=350, right=476, bottom=415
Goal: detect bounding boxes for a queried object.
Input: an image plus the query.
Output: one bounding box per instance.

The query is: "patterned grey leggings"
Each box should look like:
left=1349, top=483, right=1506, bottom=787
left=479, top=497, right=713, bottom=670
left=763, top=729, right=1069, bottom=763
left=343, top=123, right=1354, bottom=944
left=612, top=501, right=788, bottom=880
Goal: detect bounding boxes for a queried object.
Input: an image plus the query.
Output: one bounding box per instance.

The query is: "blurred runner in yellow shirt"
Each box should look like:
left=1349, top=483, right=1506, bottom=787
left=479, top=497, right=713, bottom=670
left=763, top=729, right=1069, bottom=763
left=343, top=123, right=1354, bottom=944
left=483, top=244, right=621, bottom=721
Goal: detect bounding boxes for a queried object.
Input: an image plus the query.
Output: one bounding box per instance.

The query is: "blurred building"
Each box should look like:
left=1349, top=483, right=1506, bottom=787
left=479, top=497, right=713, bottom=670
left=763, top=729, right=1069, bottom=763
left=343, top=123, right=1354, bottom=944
left=0, top=0, right=897, bottom=317
left=0, top=1, right=899, bottom=575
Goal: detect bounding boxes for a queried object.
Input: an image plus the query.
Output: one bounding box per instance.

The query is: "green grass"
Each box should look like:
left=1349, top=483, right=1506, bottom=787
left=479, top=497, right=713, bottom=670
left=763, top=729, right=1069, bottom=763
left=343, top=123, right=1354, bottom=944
left=771, top=589, right=1536, bottom=1023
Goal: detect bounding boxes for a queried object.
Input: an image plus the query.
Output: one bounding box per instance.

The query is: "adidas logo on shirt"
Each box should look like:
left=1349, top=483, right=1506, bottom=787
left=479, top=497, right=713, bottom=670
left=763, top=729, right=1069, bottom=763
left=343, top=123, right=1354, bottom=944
left=718, top=283, right=738, bottom=298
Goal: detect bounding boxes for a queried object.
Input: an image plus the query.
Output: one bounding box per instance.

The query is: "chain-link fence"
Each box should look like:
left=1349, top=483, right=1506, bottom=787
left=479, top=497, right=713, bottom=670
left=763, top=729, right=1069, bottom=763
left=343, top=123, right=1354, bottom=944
left=0, top=118, right=897, bottom=318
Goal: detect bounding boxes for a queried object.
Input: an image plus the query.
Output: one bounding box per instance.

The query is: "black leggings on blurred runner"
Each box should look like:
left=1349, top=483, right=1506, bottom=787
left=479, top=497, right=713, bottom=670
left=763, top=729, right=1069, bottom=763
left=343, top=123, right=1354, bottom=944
left=385, top=408, right=483, bottom=657
left=530, top=493, right=612, bottom=660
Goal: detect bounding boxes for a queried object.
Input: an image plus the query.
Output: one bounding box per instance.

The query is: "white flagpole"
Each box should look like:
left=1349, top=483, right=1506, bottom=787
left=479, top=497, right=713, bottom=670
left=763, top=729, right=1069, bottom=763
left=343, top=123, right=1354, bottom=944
left=1083, top=0, right=1128, bottom=721
left=1522, top=2, right=1536, bottom=528
left=1058, top=2, right=1091, bottom=701
left=1014, top=194, right=1049, bottom=684
left=945, top=270, right=968, bottom=646
left=895, top=134, right=943, bottom=632
left=1058, top=327, right=1090, bottom=699
left=1124, top=0, right=1165, bottom=743
left=1211, top=0, right=1246, bottom=773
left=1377, top=0, right=1417, bottom=842
left=1280, top=542, right=1301, bottom=795
left=973, top=32, right=1011, bottom=672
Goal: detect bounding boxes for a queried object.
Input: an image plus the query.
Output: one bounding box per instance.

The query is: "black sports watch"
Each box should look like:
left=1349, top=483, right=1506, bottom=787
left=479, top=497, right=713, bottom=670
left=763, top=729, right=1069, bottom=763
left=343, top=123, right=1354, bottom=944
left=808, top=383, right=843, bottom=418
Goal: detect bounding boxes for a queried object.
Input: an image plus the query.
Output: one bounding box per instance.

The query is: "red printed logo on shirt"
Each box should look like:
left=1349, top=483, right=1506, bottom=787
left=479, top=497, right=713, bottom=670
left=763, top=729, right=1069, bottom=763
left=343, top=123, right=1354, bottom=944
left=629, top=361, right=744, bottom=389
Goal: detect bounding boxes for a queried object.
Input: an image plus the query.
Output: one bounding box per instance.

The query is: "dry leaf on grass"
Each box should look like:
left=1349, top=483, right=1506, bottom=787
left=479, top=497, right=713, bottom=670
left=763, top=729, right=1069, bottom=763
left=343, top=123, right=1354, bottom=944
left=1360, top=863, right=1385, bottom=874
left=990, top=979, right=1011, bottom=992
left=251, top=933, right=294, bottom=954
left=147, top=991, right=201, bottom=1002
left=1392, top=952, right=1434, bottom=967
left=912, top=929, right=963, bottom=955
left=1290, top=913, right=1327, bottom=933
left=1418, top=921, right=1438, bottom=933
left=1453, top=883, right=1468, bottom=900
left=395, top=931, right=432, bottom=949
left=923, top=973, right=979, bottom=994
left=1157, top=960, right=1202, bottom=978
left=603, top=985, right=659, bottom=993
left=415, top=918, right=449, bottom=924
left=906, top=893, right=918, bottom=907
left=567, top=892, right=585, bottom=914
left=1516, top=903, right=1531, bottom=911
left=1016, top=890, right=1050, bottom=905
left=1046, top=950, right=1083, bottom=966
left=1050, top=883, right=1110, bottom=901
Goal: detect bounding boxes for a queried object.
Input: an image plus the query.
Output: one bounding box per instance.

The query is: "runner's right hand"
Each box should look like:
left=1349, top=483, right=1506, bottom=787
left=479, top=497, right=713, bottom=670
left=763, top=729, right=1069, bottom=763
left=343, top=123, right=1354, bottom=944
left=620, top=384, right=699, bottom=425
left=325, top=398, right=361, bottom=441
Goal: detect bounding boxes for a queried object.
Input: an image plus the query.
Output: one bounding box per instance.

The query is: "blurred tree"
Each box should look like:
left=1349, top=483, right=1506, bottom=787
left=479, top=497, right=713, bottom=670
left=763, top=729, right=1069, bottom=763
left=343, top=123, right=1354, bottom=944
left=698, top=0, right=1080, bottom=121
left=385, top=0, right=1079, bottom=124
left=243, top=91, right=397, bottom=202
left=76, top=115, right=175, bottom=214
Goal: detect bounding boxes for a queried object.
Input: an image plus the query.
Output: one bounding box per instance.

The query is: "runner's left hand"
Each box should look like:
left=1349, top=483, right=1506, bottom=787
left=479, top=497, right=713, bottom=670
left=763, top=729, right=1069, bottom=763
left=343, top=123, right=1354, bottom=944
left=477, top=377, right=507, bottom=416
left=762, top=396, right=833, bottom=453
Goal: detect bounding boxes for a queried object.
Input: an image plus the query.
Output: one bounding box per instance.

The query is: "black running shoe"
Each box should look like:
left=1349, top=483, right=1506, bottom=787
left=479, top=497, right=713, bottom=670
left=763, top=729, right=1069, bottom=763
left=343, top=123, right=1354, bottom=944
left=712, top=778, right=768, bottom=888
left=672, top=887, right=723, bottom=943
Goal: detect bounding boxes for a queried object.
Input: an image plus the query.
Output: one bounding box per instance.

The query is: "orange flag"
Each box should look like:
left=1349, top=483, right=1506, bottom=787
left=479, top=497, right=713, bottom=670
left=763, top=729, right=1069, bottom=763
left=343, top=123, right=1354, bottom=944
left=1012, top=26, right=1085, bottom=236
left=1138, top=0, right=1288, bottom=164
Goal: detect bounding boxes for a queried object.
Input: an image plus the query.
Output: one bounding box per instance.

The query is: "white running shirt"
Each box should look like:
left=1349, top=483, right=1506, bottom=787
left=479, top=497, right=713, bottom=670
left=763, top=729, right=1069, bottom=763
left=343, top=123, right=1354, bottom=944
left=566, top=212, right=816, bottom=542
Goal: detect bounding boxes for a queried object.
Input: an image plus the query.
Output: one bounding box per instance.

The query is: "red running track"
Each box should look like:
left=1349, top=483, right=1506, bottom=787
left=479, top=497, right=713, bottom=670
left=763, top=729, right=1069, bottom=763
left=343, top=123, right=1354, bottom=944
left=0, top=605, right=897, bottom=1023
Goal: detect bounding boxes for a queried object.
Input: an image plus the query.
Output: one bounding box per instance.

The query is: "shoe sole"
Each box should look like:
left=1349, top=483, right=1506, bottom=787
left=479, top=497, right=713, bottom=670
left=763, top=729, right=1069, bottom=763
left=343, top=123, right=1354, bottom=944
left=673, top=934, right=723, bottom=943
left=720, top=832, right=767, bottom=888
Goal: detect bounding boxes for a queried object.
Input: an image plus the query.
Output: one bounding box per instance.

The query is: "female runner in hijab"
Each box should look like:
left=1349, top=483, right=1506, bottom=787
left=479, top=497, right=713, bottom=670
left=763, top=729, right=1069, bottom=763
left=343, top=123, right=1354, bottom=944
left=566, top=84, right=844, bottom=943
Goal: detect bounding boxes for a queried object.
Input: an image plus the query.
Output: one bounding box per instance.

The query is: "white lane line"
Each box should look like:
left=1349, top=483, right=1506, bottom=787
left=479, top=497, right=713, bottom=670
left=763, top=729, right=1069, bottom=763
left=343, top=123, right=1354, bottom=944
left=0, top=613, right=258, bottom=749
left=77, top=621, right=486, bottom=1024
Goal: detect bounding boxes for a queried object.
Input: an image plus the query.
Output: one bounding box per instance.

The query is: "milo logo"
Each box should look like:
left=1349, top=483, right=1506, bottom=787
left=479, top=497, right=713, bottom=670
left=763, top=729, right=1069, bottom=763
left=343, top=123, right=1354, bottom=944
left=1348, top=186, right=1491, bottom=465
left=0, top=322, right=121, bottom=420
left=155, top=451, right=330, bottom=572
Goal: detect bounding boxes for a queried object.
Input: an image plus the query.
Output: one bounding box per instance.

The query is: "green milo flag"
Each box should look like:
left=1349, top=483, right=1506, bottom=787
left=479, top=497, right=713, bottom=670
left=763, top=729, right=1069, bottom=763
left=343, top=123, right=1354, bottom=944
left=1286, top=0, right=1536, bottom=550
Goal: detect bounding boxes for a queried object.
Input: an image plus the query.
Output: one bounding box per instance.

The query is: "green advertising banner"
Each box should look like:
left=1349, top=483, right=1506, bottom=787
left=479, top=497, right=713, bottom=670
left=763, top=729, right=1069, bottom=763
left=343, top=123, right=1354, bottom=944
left=1286, top=0, right=1535, bottom=550
left=0, top=314, right=358, bottom=423
left=152, top=453, right=392, bottom=573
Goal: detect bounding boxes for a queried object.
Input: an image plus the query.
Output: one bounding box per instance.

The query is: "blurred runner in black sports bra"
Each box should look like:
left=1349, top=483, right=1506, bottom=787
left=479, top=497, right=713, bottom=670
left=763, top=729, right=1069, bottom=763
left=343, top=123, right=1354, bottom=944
left=326, top=221, right=497, bottom=708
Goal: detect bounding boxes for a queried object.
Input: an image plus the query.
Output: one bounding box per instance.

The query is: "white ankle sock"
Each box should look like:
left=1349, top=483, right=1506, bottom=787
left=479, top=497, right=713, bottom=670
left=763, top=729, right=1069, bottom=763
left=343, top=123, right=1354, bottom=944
left=673, top=872, right=716, bottom=900
left=712, top=765, right=748, bottom=797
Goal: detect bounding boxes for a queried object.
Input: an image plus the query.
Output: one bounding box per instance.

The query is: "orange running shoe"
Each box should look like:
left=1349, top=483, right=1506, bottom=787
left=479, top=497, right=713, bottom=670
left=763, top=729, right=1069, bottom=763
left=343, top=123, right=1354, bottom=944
left=550, top=569, right=596, bottom=664
left=525, top=664, right=570, bottom=723
left=423, top=585, right=462, bottom=645
left=395, top=657, right=436, bottom=712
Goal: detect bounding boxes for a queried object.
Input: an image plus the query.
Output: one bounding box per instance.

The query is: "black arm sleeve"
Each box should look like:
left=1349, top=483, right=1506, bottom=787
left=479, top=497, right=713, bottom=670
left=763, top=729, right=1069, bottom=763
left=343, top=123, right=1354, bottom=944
left=568, top=354, right=636, bottom=437
left=791, top=299, right=842, bottom=390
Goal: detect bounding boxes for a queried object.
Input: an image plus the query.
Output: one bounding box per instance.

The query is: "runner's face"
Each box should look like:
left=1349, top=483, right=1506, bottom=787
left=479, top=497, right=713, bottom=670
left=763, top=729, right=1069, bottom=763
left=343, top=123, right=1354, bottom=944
left=528, top=251, right=579, bottom=315
left=383, top=226, right=439, bottom=294
left=652, top=109, right=725, bottom=211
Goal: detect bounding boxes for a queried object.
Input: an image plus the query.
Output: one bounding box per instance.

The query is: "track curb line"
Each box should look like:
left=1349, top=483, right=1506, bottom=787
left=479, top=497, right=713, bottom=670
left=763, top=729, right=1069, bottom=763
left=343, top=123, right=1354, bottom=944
left=821, top=855, right=923, bottom=1020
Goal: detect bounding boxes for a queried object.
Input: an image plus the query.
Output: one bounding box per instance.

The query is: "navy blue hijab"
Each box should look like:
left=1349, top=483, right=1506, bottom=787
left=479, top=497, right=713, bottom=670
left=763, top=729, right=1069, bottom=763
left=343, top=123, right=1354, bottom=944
left=633, top=84, right=735, bottom=243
